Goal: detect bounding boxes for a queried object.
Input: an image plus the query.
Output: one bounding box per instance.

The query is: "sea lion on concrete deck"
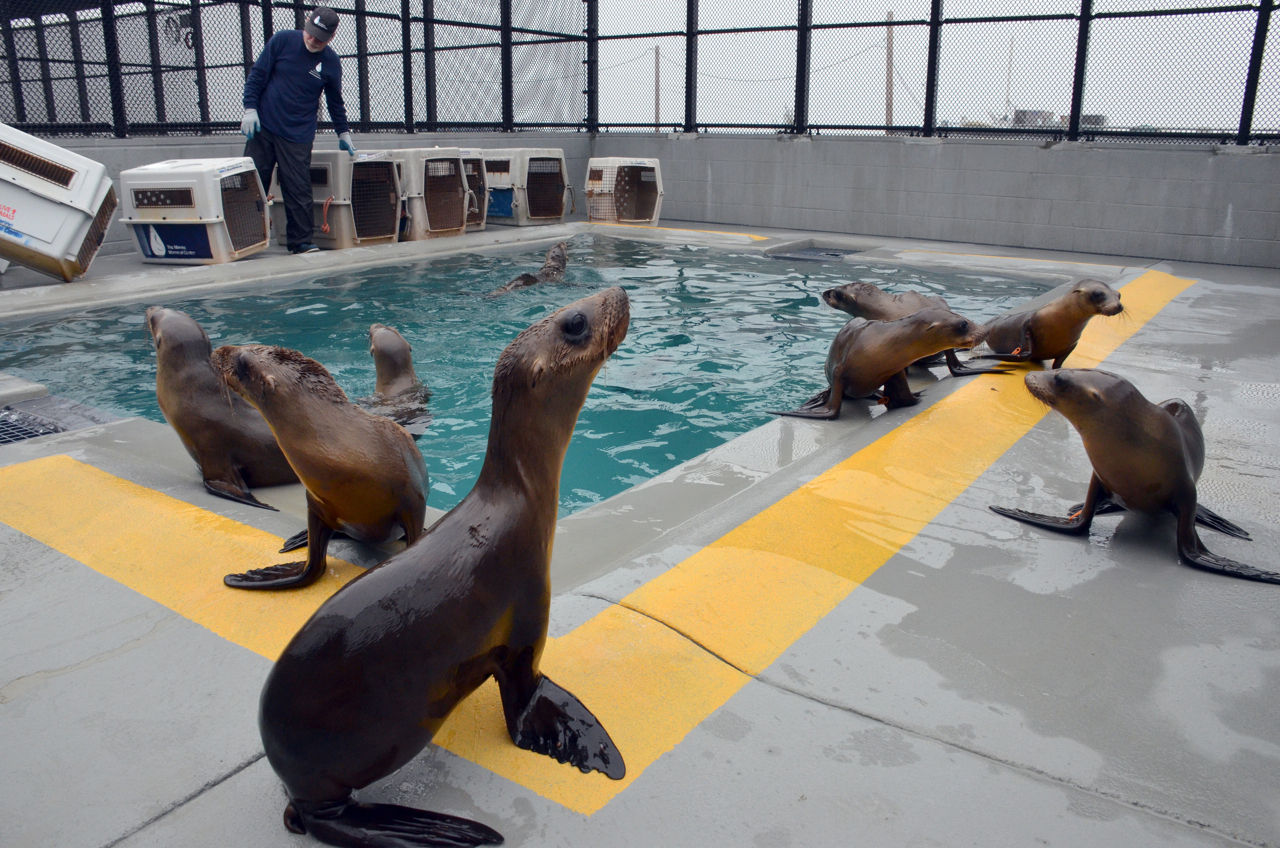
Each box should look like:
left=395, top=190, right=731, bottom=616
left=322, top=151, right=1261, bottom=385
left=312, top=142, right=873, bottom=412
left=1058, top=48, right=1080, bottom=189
left=258, top=287, right=630, bottom=848
left=354, top=323, right=431, bottom=437
left=488, top=241, right=569, bottom=296
left=990, top=369, right=1279, bottom=584
left=773, top=306, right=989, bottom=420
left=212, top=344, right=428, bottom=590
left=822, top=282, right=1011, bottom=376
left=146, top=306, right=297, bottom=509
left=978, top=279, right=1123, bottom=369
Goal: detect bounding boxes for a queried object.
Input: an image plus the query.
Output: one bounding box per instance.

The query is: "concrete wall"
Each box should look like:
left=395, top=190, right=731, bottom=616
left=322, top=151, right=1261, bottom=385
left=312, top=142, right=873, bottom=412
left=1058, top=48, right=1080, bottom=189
left=55, top=131, right=1280, bottom=267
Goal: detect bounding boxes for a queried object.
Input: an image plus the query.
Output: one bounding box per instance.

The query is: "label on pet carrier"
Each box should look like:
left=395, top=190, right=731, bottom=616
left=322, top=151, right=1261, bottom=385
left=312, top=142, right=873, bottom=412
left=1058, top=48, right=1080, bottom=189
left=133, top=223, right=213, bottom=259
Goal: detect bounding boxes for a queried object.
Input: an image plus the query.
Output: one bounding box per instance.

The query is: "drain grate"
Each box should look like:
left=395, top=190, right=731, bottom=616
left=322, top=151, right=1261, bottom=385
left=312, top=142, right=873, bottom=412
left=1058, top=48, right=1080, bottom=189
left=768, top=247, right=863, bottom=262
left=0, top=408, right=63, bottom=445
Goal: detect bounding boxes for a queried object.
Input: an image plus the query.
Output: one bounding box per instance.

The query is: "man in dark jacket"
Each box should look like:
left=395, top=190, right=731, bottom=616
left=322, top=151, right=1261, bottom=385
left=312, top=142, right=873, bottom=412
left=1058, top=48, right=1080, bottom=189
left=240, top=6, right=355, bottom=254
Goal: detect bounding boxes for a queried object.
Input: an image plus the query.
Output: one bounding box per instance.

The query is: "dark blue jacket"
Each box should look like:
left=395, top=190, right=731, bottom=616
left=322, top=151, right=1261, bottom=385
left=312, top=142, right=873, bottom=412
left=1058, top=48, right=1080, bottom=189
left=243, top=30, right=350, bottom=144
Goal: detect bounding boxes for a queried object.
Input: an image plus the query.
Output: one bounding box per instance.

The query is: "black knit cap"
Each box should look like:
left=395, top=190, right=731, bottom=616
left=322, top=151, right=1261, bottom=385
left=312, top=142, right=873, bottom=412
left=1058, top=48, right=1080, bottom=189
left=303, top=6, right=339, bottom=42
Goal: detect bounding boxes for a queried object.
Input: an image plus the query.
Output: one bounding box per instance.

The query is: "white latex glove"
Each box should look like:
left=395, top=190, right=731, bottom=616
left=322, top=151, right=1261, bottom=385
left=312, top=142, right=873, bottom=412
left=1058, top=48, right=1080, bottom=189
left=338, top=132, right=357, bottom=156
left=241, top=108, right=260, bottom=139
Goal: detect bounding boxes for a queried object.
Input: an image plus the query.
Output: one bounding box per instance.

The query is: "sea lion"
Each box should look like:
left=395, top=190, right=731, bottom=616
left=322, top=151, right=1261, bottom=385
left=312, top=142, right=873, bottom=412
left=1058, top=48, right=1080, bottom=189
left=488, top=241, right=569, bottom=296
left=990, top=369, right=1279, bottom=584
left=258, top=287, right=630, bottom=848
left=773, top=306, right=989, bottom=420
left=822, top=282, right=1011, bottom=376
left=211, top=344, right=428, bottom=590
left=355, top=323, right=431, bottom=438
left=978, top=279, right=1123, bottom=369
left=146, top=306, right=297, bottom=510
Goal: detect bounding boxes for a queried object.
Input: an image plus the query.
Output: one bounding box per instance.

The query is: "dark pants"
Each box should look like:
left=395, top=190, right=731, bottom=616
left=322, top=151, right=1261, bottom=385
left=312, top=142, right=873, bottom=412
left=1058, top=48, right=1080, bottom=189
left=245, top=128, right=314, bottom=251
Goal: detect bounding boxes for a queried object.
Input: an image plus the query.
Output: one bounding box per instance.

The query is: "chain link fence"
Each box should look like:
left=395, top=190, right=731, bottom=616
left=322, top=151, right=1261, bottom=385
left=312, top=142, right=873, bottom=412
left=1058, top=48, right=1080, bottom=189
left=1, top=0, right=1276, bottom=143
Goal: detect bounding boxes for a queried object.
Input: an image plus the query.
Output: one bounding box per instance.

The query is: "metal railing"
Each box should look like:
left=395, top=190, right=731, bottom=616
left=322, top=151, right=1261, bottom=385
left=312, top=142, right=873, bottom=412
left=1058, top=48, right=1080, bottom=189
left=1, top=0, right=1276, bottom=144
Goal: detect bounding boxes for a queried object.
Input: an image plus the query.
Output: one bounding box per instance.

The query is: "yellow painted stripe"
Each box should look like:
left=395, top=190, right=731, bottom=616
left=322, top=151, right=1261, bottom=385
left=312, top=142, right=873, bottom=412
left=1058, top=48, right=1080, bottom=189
left=0, top=455, right=362, bottom=661
left=0, top=270, right=1193, bottom=817
left=593, top=221, right=772, bottom=241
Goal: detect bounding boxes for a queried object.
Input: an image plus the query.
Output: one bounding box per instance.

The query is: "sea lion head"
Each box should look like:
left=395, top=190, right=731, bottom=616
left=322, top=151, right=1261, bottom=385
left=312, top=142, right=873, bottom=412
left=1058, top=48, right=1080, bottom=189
left=822, top=282, right=877, bottom=316
left=1070, top=279, right=1123, bottom=317
left=545, top=241, right=569, bottom=271
left=369, top=323, right=419, bottom=396
left=909, top=306, right=988, bottom=351
left=212, top=344, right=349, bottom=412
left=1024, top=368, right=1137, bottom=435
left=146, top=306, right=212, bottom=364
left=492, top=286, right=629, bottom=418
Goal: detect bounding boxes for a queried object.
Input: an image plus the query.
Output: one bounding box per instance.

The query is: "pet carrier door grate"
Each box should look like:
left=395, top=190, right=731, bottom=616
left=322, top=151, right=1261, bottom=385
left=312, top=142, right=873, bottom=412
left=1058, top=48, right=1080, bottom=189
left=423, top=159, right=465, bottom=232
left=220, top=173, right=267, bottom=252
left=351, top=161, right=398, bottom=240
left=525, top=158, right=565, bottom=219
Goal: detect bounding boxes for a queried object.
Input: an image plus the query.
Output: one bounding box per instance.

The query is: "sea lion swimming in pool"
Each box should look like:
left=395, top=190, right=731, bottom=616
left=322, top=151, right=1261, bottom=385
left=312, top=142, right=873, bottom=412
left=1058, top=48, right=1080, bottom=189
left=211, top=344, right=428, bottom=590
left=488, top=241, right=569, bottom=296
left=822, top=282, right=1011, bottom=377
left=257, top=287, right=630, bottom=847
left=355, top=323, right=431, bottom=437
left=978, top=279, right=1123, bottom=369
left=773, top=306, right=990, bottom=420
left=146, top=306, right=297, bottom=509
left=990, top=368, right=1279, bottom=584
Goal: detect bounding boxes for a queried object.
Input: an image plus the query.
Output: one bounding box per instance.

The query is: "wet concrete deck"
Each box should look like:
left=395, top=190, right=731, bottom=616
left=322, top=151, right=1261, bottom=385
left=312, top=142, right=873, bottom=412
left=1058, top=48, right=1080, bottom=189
left=1, top=223, right=1278, bottom=848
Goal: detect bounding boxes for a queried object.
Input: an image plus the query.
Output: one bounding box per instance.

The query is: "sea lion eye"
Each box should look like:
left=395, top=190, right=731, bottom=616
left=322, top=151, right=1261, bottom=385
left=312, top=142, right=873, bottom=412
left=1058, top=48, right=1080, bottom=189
left=1053, top=372, right=1067, bottom=388
left=560, top=310, right=589, bottom=343
left=1090, top=290, right=1104, bottom=302
left=958, top=320, right=970, bottom=333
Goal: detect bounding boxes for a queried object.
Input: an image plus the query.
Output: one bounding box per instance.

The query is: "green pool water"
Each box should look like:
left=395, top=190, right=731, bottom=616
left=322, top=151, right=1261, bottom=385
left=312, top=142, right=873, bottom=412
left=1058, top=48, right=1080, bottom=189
left=0, top=235, right=1048, bottom=514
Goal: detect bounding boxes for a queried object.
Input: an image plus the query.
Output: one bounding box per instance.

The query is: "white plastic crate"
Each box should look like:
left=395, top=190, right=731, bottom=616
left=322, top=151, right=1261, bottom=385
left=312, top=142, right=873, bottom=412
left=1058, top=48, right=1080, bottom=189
left=119, top=158, right=269, bottom=265
left=0, top=123, right=116, bottom=281
left=381, top=147, right=473, bottom=240
left=270, top=150, right=401, bottom=249
left=458, top=152, right=488, bottom=232
left=475, top=148, right=573, bottom=226
left=585, top=157, right=663, bottom=225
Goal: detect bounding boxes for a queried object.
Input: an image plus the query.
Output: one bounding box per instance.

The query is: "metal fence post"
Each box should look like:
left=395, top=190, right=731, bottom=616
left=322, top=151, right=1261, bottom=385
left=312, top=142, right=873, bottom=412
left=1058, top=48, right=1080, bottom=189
left=793, top=0, right=811, bottom=133
left=1067, top=0, right=1092, bottom=141
left=143, top=0, right=166, bottom=124
left=100, top=1, right=129, bottom=137
left=401, top=0, right=413, bottom=131
left=33, top=16, right=56, bottom=123
left=1, top=17, right=25, bottom=124
left=1237, top=0, right=1273, bottom=144
left=922, top=0, right=942, bottom=136
left=501, top=0, right=513, bottom=131
left=423, top=0, right=436, bottom=131
left=191, top=0, right=211, bottom=131
left=261, top=0, right=273, bottom=43
left=584, top=0, right=598, bottom=132
left=683, top=0, right=697, bottom=133
left=240, top=0, right=255, bottom=76
left=67, top=12, right=92, bottom=122
left=355, top=0, right=370, bottom=131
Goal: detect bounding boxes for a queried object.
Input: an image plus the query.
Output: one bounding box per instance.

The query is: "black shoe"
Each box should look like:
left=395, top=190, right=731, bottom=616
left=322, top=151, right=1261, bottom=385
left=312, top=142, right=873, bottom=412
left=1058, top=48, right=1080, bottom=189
left=291, top=242, right=320, bottom=255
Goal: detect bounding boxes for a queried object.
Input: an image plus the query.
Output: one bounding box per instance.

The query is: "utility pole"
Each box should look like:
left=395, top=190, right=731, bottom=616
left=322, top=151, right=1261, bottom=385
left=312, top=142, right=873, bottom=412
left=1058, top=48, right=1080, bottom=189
left=885, top=10, right=893, bottom=128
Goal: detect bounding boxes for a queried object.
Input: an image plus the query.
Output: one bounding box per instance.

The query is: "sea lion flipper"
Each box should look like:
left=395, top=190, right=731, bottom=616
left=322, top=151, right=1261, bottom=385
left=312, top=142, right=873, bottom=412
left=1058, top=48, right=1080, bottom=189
left=1067, top=496, right=1125, bottom=517
left=990, top=474, right=1104, bottom=536
left=511, top=675, right=626, bottom=780
left=203, top=477, right=278, bottom=511
left=1175, top=505, right=1280, bottom=584
left=279, top=528, right=309, bottom=553
left=229, top=509, right=334, bottom=589
left=287, top=799, right=504, bottom=847
left=1192, top=504, right=1252, bottom=541
left=771, top=387, right=841, bottom=420
left=942, top=348, right=1016, bottom=376
left=1050, top=344, right=1077, bottom=370
left=879, top=371, right=919, bottom=409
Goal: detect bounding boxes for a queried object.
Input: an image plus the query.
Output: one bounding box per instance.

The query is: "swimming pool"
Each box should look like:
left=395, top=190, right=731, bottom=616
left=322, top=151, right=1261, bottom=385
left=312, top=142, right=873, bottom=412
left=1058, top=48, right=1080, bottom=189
left=0, top=235, right=1050, bottom=514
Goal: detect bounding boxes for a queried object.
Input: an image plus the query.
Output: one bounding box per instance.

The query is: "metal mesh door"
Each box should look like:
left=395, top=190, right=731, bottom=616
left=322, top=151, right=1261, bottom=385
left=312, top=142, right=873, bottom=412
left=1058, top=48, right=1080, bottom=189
left=423, top=158, right=464, bottom=231
left=74, top=185, right=116, bottom=272
left=350, top=161, right=397, bottom=240
left=463, top=158, right=487, bottom=226
left=219, top=172, right=266, bottom=252
left=525, top=157, right=564, bottom=218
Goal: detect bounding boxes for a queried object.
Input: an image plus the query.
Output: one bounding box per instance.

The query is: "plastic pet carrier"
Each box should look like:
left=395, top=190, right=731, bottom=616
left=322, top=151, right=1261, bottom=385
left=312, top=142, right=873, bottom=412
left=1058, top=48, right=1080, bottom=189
left=479, top=148, right=573, bottom=226
left=457, top=151, right=489, bottom=231
left=383, top=148, right=474, bottom=240
left=585, top=158, right=663, bottom=225
left=120, top=158, right=269, bottom=265
left=271, top=150, right=401, bottom=249
left=0, top=123, right=116, bottom=281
